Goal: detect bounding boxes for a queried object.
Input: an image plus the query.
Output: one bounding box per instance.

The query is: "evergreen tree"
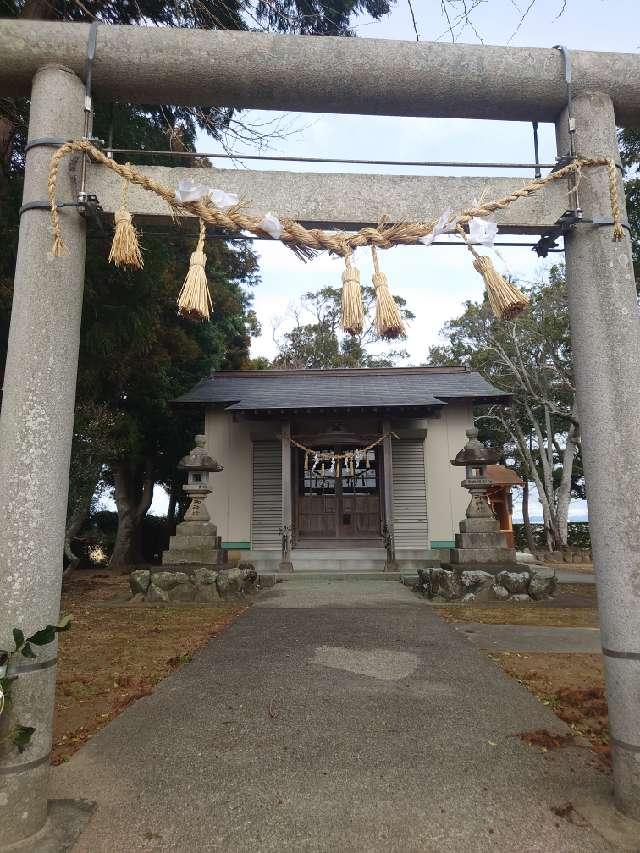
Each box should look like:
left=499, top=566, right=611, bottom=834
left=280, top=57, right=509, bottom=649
left=272, top=285, right=414, bottom=368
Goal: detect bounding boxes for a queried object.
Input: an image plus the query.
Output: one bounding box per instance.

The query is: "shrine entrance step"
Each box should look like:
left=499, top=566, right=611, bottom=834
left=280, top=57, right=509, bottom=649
left=278, top=571, right=403, bottom=582
left=290, top=547, right=388, bottom=573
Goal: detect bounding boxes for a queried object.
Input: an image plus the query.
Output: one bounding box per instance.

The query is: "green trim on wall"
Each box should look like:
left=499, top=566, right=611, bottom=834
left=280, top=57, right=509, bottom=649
left=430, top=540, right=455, bottom=549
left=222, top=541, right=251, bottom=550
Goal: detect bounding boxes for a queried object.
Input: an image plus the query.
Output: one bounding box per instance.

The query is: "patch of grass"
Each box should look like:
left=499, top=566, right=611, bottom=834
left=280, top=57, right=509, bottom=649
left=53, top=571, right=247, bottom=765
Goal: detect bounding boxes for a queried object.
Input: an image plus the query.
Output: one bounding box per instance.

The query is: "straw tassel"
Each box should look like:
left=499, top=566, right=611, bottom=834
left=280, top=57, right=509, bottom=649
left=52, top=229, right=67, bottom=258
left=177, top=219, right=212, bottom=322
left=472, top=255, right=529, bottom=320
left=606, top=158, right=625, bottom=242
left=458, top=226, right=529, bottom=321
left=341, top=254, right=364, bottom=335
left=108, top=169, right=144, bottom=269
left=371, top=245, right=405, bottom=339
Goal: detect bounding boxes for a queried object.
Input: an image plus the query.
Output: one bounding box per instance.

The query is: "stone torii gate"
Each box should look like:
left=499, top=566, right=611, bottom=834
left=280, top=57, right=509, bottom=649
left=1, top=21, right=639, bottom=847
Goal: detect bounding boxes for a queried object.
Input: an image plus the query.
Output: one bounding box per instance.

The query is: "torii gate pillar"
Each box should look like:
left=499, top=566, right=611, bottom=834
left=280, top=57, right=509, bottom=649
left=557, top=92, right=640, bottom=819
left=0, top=65, right=86, bottom=846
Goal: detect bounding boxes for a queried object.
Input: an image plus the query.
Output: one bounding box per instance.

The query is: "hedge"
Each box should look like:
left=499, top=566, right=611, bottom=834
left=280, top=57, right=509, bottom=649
left=512, top=521, right=591, bottom=551
left=71, top=510, right=170, bottom=565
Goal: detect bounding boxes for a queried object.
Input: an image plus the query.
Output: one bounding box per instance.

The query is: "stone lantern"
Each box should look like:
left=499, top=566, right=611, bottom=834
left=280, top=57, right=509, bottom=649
left=162, top=435, right=223, bottom=565
left=178, top=434, right=223, bottom=523
left=451, top=427, right=501, bottom=523
left=446, top=427, right=516, bottom=570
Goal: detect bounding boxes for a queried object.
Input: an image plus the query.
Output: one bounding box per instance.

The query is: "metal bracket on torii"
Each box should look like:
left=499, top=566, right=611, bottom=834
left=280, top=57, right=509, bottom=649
left=533, top=205, right=631, bottom=258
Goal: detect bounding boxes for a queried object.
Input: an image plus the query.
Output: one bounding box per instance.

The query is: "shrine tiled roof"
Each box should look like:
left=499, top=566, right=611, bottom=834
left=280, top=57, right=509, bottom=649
left=173, top=367, right=508, bottom=412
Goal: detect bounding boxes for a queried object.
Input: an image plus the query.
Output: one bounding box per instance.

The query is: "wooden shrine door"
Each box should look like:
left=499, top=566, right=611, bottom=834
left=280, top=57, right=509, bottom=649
left=296, top=447, right=382, bottom=544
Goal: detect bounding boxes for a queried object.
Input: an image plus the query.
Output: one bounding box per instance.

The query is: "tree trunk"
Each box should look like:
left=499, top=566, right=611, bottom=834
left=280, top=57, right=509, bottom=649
left=109, top=459, right=155, bottom=570
left=555, top=423, right=579, bottom=547
left=63, top=503, right=89, bottom=574
left=167, top=484, right=179, bottom=537
left=510, top=416, right=555, bottom=551
left=521, top=478, right=537, bottom=554
left=0, top=115, right=18, bottom=178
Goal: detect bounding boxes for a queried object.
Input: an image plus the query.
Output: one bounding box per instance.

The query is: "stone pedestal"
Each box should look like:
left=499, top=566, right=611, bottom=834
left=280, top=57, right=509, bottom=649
left=162, top=519, right=222, bottom=566
left=446, top=515, right=517, bottom=571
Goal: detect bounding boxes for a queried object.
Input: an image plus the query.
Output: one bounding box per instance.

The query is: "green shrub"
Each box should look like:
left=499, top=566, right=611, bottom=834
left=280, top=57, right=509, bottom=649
left=513, top=521, right=591, bottom=551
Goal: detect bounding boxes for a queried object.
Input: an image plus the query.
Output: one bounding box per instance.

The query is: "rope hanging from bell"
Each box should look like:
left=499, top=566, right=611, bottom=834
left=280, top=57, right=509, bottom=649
left=340, top=253, right=364, bottom=335
left=371, top=245, right=405, bottom=339
left=457, top=226, right=529, bottom=321
left=108, top=166, right=144, bottom=270
left=177, top=219, right=212, bottom=322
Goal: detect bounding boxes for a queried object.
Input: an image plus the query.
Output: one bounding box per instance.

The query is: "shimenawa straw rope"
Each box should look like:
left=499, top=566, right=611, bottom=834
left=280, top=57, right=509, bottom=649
left=290, top=432, right=397, bottom=459
left=47, top=140, right=625, bottom=258
left=47, top=140, right=626, bottom=325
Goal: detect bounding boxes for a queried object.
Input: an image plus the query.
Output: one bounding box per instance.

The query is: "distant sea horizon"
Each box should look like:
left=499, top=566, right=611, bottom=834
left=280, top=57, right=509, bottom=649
left=512, top=514, right=589, bottom=524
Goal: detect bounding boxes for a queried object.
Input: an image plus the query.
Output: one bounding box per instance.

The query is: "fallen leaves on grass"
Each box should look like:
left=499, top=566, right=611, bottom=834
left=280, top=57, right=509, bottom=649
left=549, top=801, right=589, bottom=827
left=518, top=728, right=575, bottom=751
left=52, top=570, right=247, bottom=764
left=496, top=653, right=610, bottom=768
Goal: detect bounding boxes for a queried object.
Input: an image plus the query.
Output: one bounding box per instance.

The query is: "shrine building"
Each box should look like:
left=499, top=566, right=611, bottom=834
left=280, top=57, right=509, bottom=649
left=174, top=366, right=509, bottom=572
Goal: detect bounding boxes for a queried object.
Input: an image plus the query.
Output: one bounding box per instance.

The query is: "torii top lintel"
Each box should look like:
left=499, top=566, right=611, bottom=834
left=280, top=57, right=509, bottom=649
left=0, top=21, right=639, bottom=127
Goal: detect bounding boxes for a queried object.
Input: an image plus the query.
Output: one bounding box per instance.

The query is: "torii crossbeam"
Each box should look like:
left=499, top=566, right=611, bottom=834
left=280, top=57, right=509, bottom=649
left=0, top=22, right=639, bottom=847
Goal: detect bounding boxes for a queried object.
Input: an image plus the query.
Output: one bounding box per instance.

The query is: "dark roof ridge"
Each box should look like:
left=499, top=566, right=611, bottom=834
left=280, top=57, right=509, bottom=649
left=209, top=366, right=469, bottom=378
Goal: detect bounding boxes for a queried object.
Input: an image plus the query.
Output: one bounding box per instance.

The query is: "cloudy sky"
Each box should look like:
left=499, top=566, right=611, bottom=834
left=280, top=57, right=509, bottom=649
left=146, top=0, right=637, bottom=520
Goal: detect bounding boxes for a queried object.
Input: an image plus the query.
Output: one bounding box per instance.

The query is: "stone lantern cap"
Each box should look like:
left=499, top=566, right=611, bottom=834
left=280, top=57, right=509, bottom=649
left=450, top=427, right=501, bottom=467
left=178, top=434, right=223, bottom=473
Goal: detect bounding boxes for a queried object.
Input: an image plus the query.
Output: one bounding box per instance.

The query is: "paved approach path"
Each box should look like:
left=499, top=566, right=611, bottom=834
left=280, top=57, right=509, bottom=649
left=53, top=578, right=616, bottom=852
left=454, top=622, right=602, bottom=653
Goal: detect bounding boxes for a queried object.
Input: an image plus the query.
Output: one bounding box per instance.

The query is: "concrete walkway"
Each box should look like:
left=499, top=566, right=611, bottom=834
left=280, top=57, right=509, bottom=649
left=53, top=578, right=618, bottom=852
left=454, top=622, right=602, bottom=653
left=534, top=566, right=596, bottom=585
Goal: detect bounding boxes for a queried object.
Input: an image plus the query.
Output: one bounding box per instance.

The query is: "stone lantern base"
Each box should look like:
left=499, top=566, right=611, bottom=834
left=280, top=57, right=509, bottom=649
left=444, top=514, right=517, bottom=573
left=162, top=519, right=224, bottom=566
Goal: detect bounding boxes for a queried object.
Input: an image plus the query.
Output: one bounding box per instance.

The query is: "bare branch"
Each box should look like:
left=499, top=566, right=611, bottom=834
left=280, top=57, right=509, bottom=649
left=407, top=0, right=420, bottom=41
left=507, top=0, right=537, bottom=43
